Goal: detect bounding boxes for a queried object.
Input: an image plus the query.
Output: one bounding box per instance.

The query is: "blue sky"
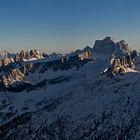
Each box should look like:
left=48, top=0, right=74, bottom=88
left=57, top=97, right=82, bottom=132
left=0, top=0, right=140, bottom=53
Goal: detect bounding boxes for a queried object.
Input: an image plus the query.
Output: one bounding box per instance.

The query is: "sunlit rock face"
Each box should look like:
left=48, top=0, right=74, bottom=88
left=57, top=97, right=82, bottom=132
left=102, top=53, right=136, bottom=77
left=0, top=50, right=10, bottom=59
left=0, top=57, right=14, bottom=67
left=16, top=49, right=43, bottom=61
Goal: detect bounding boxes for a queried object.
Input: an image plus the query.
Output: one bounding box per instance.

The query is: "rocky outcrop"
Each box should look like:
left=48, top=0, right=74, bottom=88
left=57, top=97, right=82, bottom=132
left=14, top=49, right=43, bottom=62
left=84, top=46, right=92, bottom=52
left=102, top=53, right=136, bottom=77
left=93, top=36, right=116, bottom=54
left=0, top=51, right=94, bottom=92
left=130, top=50, right=138, bottom=60
left=116, top=40, right=130, bottom=52
left=42, top=52, right=49, bottom=58
left=0, top=49, right=43, bottom=68
left=0, top=50, right=9, bottom=59
left=0, top=57, right=14, bottom=67
left=2, top=69, right=25, bottom=86
left=30, top=49, right=41, bottom=58
left=93, top=36, right=131, bottom=56
left=114, top=40, right=131, bottom=56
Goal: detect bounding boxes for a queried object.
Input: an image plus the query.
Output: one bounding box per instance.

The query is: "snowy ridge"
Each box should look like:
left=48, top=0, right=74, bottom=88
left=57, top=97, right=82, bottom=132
left=0, top=37, right=140, bottom=139
left=0, top=54, right=140, bottom=139
left=0, top=51, right=94, bottom=92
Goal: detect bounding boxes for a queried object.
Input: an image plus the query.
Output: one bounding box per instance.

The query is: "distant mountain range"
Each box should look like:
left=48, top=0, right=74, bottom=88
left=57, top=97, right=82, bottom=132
left=0, top=37, right=140, bottom=140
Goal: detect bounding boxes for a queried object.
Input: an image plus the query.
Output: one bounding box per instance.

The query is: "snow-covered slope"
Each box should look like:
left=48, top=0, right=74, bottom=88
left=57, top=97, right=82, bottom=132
left=0, top=37, right=140, bottom=140
left=0, top=52, right=140, bottom=139
left=0, top=52, right=93, bottom=92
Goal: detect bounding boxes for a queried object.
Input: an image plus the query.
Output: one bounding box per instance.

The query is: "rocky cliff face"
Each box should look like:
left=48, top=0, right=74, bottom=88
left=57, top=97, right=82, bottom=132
left=0, top=50, right=9, bottom=58
left=102, top=53, right=136, bottom=77
left=0, top=49, right=140, bottom=140
left=0, top=49, right=44, bottom=68
left=93, top=36, right=116, bottom=54
left=0, top=51, right=94, bottom=92
left=93, top=37, right=131, bottom=56
left=15, top=49, right=43, bottom=61
left=0, top=57, right=14, bottom=67
left=0, top=37, right=140, bottom=140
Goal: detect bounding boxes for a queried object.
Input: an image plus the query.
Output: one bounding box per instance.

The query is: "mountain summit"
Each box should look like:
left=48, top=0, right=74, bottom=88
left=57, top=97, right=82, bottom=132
left=0, top=37, right=140, bottom=140
left=93, top=36, right=131, bottom=56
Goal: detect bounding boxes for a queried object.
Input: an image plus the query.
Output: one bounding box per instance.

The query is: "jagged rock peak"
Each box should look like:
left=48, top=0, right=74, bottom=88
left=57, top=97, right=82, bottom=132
left=93, top=36, right=116, bottom=54
left=102, top=53, right=136, bottom=77
left=116, top=40, right=130, bottom=52
left=104, top=36, right=114, bottom=41
left=84, top=46, right=92, bottom=51
left=0, top=57, right=14, bottom=67
left=15, top=49, right=43, bottom=61
left=0, top=50, right=10, bottom=58
left=93, top=36, right=131, bottom=56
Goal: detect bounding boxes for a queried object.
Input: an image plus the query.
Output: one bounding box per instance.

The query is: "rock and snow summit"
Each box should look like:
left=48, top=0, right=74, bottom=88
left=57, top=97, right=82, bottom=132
left=0, top=37, right=140, bottom=140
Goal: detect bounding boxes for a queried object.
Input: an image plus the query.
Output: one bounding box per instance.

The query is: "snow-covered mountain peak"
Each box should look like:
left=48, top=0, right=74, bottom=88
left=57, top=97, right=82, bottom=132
left=93, top=36, right=132, bottom=57
left=0, top=37, right=140, bottom=139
